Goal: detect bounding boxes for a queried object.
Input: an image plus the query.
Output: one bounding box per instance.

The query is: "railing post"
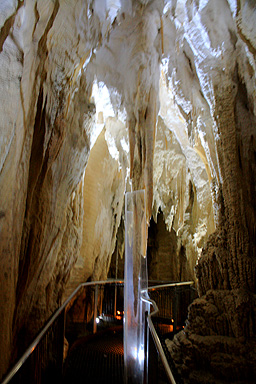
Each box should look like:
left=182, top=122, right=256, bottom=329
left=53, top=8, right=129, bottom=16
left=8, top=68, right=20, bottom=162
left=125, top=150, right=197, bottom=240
left=173, top=287, right=177, bottom=335
left=144, top=311, right=149, bottom=384
left=148, top=327, right=158, bottom=384
left=114, top=247, right=118, bottom=317
left=58, top=309, right=66, bottom=379
left=114, top=283, right=117, bottom=317
left=93, top=284, right=99, bottom=334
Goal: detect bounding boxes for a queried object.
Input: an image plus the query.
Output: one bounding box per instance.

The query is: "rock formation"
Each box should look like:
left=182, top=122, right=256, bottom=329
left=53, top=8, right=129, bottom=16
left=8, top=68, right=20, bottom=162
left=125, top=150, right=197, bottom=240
left=162, top=1, right=256, bottom=382
left=0, top=0, right=255, bottom=382
left=64, top=118, right=127, bottom=299
left=0, top=0, right=99, bottom=374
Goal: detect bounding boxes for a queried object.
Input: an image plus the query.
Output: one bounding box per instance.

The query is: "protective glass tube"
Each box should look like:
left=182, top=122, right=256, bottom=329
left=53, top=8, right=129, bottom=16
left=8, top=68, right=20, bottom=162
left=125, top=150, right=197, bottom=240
left=124, top=190, right=149, bottom=384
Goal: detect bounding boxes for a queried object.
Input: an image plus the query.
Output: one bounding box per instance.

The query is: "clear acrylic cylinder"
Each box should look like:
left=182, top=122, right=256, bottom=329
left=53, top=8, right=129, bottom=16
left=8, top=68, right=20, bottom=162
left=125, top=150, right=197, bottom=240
left=124, top=190, right=149, bottom=384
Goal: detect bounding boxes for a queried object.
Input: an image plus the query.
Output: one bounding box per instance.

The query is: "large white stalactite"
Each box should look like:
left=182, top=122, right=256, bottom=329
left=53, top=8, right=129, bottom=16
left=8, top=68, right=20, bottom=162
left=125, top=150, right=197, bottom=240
left=86, top=2, right=163, bottom=220
left=0, top=0, right=255, bottom=382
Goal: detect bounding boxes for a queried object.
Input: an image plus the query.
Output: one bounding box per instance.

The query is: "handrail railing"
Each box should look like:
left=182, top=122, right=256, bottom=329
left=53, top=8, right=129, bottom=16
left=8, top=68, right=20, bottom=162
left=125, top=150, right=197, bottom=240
left=141, top=281, right=195, bottom=384
left=141, top=281, right=194, bottom=384
left=1, top=279, right=194, bottom=384
left=1, top=279, right=124, bottom=384
left=141, top=292, right=177, bottom=384
left=148, top=281, right=194, bottom=291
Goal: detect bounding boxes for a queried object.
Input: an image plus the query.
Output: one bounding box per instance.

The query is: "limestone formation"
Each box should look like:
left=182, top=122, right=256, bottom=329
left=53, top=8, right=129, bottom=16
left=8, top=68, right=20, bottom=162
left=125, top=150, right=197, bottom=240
left=64, top=118, right=127, bottom=299
left=0, top=0, right=255, bottom=383
left=0, top=0, right=100, bottom=375
left=162, top=1, right=256, bottom=382
left=150, top=74, right=215, bottom=282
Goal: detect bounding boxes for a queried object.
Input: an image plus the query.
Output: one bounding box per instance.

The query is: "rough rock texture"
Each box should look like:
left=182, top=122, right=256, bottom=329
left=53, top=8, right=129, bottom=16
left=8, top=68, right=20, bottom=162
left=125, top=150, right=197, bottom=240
left=0, top=0, right=255, bottom=382
left=0, top=1, right=164, bottom=377
left=0, top=0, right=100, bottom=375
left=151, top=83, right=215, bottom=281
left=167, top=289, right=256, bottom=383
left=163, top=1, right=256, bottom=382
left=148, top=212, right=179, bottom=281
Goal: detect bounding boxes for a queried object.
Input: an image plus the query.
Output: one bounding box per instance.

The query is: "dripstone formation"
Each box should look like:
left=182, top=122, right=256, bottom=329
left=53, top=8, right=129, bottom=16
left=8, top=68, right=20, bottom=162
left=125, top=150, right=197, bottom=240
left=0, top=1, right=255, bottom=382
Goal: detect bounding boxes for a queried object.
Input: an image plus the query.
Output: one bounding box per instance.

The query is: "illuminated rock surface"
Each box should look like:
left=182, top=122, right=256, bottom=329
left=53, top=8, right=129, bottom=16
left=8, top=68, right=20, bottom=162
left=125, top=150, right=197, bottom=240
left=0, top=0, right=255, bottom=382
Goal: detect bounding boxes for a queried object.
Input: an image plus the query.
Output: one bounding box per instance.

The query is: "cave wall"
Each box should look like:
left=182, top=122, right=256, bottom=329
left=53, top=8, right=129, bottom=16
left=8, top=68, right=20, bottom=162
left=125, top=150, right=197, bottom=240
left=161, top=1, right=256, bottom=382
left=0, top=1, right=164, bottom=377
left=148, top=212, right=179, bottom=281
left=0, top=0, right=255, bottom=382
left=0, top=0, right=101, bottom=376
left=152, top=82, right=215, bottom=282
left=162, top=1, right=256, bottom=286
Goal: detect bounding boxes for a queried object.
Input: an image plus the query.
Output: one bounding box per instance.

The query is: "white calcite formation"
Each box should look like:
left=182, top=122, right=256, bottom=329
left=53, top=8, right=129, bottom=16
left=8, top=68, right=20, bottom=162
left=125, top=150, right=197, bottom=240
left=64, top=117, right=128, bottom=299
left=150, top=71, right=215, bottom=282
left=161, top=1, right=256, bottom=382
left=0, top=0, right=99, bottom=375
left=0, top=0, right=255, bottom=383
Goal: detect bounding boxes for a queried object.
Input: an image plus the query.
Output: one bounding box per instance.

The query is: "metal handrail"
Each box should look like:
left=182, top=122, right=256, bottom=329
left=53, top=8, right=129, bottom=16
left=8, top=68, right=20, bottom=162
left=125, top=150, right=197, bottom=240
left=148, top=281, right=194, bottom=291
left=2, top=279, right=193, bottom=384
left=141, top=293, right=176, bottom=384
left=1, top=279, right=124, bottom=384
left=141, top=281, right=194, bottom=384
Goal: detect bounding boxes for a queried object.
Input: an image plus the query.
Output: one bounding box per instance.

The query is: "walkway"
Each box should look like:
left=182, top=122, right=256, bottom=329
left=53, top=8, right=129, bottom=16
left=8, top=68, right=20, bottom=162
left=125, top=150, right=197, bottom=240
left=63, top=326, right=124, bottom=384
